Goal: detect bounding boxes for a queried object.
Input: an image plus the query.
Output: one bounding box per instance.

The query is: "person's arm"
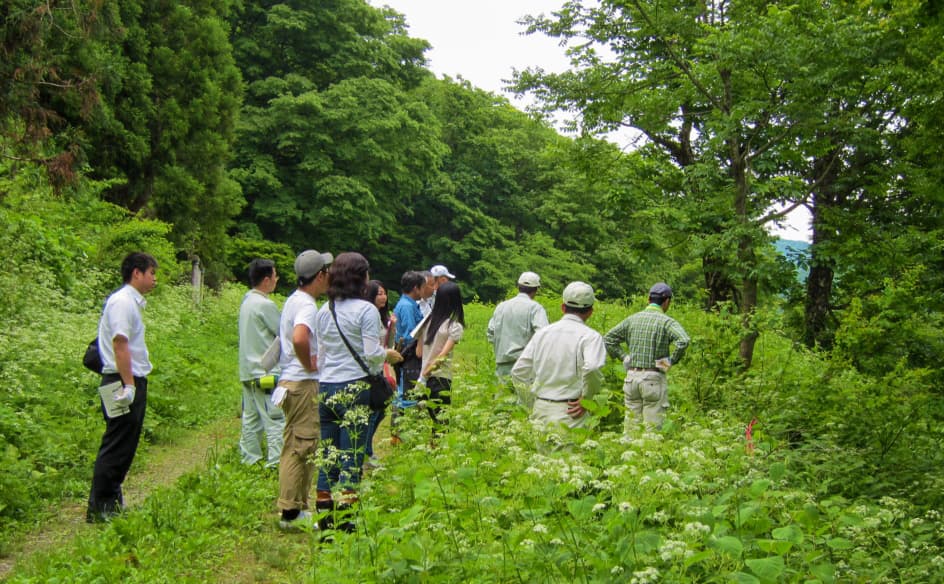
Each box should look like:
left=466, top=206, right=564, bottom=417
left=668, top=321, right=691, bottom=366
left=510, top=340, right=535, bottom=386
left=569, top=334, right=607, bottom=418
left=113, top=335, right=134, bottom=387
left=603, top=318, right=631, bottom=360
left=532, top=305, right=549, bottom=331
left=414, top=327, right=425, bottom=359
left=261, top=301, right=280, bottom=338
left=422, top=338, right=456, bottom=378
left=293, top=324, right=315, bottom=372
left=486, top=312, right=497, bottom=346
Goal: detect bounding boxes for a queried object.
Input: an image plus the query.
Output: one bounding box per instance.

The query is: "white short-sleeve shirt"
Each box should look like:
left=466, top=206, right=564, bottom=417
left=99, top=284, right=152, bottom=377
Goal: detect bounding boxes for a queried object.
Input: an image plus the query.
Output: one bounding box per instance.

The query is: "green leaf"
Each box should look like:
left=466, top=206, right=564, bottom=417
left=810, top=562, right=836, bottom=583
left=755, top=539, right=793, bottom=554
left=772, top=524, right=804, bottom=544
left=745, top=556, right=786, bottom=581
left=749, top=479, right=772, bottom=496
left=769, top=462, right=786, bottom=482
left=729, top=572, right=761, bottom=584
left=712, top=535, right=744, bottom=557
left=684, top=550, right=714, bottom=569
left=826, top=537, right=854, bottom=550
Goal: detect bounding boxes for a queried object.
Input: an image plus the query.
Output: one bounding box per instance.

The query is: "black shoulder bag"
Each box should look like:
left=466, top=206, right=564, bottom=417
left=330, top=301, right=395, bottom=411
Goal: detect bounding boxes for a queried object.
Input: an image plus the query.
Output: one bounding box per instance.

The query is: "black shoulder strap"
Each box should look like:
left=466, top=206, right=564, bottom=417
left=329, top=300, right=370, bottom=375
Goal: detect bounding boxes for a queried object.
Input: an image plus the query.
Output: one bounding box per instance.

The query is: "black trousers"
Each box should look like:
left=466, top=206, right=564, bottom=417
left=425, top=377, right=452, bottom=428
left=87, top=374, right=148, bottom=521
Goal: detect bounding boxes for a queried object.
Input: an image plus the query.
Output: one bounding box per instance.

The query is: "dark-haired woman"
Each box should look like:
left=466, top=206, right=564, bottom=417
left=314, top=253, right=401, bottom=511
left=414, top=281, right=465, bottom=430
left=363, top=280, right=396, bottom=466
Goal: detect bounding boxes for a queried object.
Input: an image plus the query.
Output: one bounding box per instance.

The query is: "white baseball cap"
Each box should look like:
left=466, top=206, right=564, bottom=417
left=562, top=281, right=595, bottom=308
left=517, top=271, right=541, bottom=287
left=430, top=264, right=455, bottom=279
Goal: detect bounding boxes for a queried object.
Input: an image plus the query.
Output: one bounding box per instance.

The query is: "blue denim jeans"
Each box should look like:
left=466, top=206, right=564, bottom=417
left=365, top=407, right=385, bottom=457
left=317, top=378, right=370, bottom=491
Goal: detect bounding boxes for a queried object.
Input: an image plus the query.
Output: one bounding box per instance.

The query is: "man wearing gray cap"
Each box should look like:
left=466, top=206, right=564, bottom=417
left=487, top=272, right=549, bottom=389
left=511, top=282, right=607, bottom=442
left=604, top=282, right=690, bottom=432
left=273, top=249, right=332, bottom=530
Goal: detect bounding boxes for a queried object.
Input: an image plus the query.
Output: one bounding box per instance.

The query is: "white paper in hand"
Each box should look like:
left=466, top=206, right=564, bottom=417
left=98, top=380, right=131, bottom=418
left=271, top=385, right=287, bottom=408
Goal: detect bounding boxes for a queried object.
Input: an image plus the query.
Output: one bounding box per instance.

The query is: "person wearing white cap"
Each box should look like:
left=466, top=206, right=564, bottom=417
left=273, top=248, right=332, bottom=531
left=419, top=264, right=455, bottom=316
left=603, top=282, right=689, bottom=432
left=487, top=272, right=549, bottom=389
left=511, top=282, right=607, bottom=444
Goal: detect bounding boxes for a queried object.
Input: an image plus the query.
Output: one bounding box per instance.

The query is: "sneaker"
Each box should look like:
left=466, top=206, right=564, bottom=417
left=278, top=510, right=319, bottom=532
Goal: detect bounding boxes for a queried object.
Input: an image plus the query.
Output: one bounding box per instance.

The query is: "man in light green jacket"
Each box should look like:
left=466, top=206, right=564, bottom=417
left=487, top=271, right=549, bottom=387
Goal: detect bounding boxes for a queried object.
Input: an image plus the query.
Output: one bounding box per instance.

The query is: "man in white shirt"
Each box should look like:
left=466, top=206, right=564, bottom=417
left=275, top=249, right=332, bottom=531
left=238, top=259, right=283, bottom=467
left=512, top=282, right=607, bottom=444
left=87, top=252, right=157, bottom=523
left=487, top=271, right=549, bottom=383
left=418, top=264, right=454, bottom=316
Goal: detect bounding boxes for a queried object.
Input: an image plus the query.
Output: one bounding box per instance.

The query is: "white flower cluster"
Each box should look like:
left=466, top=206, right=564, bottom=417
left=659, top=538, right=691, bottom=561
left=619, top=501, right=635, bottom=514
left=683, top=521, right=711, bottom=538
left=630, top=566, right=660, bottom=584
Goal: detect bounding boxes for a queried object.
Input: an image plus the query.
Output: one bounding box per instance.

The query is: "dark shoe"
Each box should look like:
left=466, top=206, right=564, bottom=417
left=315, top=499, right=334, bottom=530
left=278, top=510, right=319, bottom=532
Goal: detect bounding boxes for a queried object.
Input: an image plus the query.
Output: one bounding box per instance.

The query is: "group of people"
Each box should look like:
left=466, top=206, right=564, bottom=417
left=85, top=251, right=687, bottom=531
left=236, top=253, right=464, bottom=531
left=488, top=273, right=690, bottom=446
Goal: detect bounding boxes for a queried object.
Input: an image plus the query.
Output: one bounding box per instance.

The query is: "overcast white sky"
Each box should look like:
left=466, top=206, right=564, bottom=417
left=376, top=0, right=812, bottom=242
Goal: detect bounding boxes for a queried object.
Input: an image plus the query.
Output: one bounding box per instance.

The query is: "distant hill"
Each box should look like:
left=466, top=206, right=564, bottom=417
left=774, top=239, right=810, bottom=282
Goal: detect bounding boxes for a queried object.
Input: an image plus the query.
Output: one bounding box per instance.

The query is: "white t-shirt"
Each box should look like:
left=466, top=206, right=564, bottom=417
left=99, top=284, right=152, bottom=377
left=315, top=298, right=386, bottom=383
left=278, top=289, right=319, bottom=381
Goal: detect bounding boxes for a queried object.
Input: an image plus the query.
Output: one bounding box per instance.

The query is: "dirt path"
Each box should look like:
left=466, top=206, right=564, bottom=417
left=0, top=415, right=240, bottom=580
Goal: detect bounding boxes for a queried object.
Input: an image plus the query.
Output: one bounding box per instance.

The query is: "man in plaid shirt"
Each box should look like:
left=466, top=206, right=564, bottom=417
left=604, top=283, right=690, bottom=431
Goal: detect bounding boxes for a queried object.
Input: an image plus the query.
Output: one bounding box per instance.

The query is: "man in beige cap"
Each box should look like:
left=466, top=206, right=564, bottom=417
left=273, top=249, right=332, bottom=531
left=511, top=282, right=607, bottom=442
left=487, top=272, right=549, bottom=388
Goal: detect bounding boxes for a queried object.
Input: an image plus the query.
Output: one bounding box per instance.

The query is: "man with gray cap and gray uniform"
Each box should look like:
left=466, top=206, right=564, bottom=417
left=487, top=271, right=549, bottom=385
left=604, top=282, right=690, bottom=432
left=272, top=248, right=332, bottom=531
left=511, top=282, right=607, bottom=439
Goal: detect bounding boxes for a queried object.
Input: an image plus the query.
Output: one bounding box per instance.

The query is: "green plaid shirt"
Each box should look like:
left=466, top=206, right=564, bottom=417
left=604, top=305, right=690, bottom=368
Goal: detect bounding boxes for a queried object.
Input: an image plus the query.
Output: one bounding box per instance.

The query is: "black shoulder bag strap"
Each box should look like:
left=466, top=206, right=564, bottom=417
left=329, top=300, right=371, bottom=377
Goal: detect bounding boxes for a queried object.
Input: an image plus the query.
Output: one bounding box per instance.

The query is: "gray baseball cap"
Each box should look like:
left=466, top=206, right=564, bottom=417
left=562, top=281, right=595, bottom=308
left=649, top=282, right=673, bottom=298
left=294, top=250, right=333, bottom=279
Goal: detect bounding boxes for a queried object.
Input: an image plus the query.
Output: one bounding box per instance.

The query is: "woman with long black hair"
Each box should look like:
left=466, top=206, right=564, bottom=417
left=414, top=281, right=465, bottom=429
left=363, top=279, right=396, bottom=465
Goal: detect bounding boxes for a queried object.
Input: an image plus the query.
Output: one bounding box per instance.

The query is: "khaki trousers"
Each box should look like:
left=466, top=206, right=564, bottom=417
left=623, top=370, right=668, bottom=431
left=277, top=380, right=319, bottom=511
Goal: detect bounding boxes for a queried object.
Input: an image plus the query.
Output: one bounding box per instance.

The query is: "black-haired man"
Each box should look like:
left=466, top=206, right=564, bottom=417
left=87, top=252, right=158, bottom=523
left=238, top=259, right=283, bottom=467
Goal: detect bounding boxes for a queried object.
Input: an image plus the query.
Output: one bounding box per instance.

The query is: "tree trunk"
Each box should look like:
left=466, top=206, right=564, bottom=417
left=804, top=148, right=841, bottom=348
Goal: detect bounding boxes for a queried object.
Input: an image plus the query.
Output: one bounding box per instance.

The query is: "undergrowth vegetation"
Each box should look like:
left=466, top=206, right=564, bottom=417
left=3, top=302, right=943, bottom=583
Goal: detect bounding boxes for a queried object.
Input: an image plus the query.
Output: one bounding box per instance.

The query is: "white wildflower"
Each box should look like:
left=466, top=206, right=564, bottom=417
left=533, top=523, right=548, bottom=534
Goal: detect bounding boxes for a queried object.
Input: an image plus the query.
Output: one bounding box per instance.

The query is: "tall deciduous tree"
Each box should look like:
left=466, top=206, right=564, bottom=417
left=515, top=0, right=894, bottom=367
left=229, top=0, right=444, bottom=277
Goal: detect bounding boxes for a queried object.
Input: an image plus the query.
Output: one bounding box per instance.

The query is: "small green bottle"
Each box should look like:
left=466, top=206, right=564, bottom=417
left=259, top=374, right=279, bottom=391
